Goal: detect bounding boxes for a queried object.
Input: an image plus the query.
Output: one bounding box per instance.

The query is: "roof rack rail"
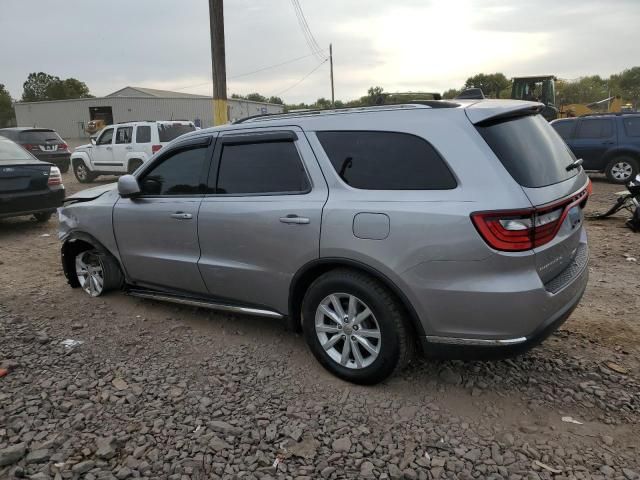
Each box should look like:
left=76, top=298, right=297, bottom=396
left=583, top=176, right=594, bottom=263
left=578, top=111, right=637, bottom=117
left=233, top=101, right=460, bottom=124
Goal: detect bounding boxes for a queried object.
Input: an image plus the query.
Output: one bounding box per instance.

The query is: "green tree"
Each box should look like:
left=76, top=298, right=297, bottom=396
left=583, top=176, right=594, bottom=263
left=314, top=97, right=332, bottom=109
left=22, top=72, right=92, bottom=101
left=464, top=73, right=510, bottom=98
left=619, top=67, right=640, bottom=108
left=267, top=96, right=283, bottom=105
left=245, top=92, right=267, bottom=102
left=442, top=88, right=462, bottom=99
left=0, top=84, right=16, bottom=127
left=556, top=76, right=609, bottom=105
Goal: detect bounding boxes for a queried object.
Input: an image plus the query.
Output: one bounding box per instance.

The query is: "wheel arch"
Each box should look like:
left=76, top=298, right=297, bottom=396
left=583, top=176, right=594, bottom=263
left=603, top=147, right=640, bottom=165
left=71, top=152, right=91, bottom=168
left=61, top=231, right=122, bottom=288
left=288, top=258, right=426, bottom=338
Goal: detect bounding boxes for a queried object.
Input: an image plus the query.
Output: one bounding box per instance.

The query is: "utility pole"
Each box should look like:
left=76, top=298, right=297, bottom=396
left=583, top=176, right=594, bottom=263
left=208, top=0, right=228, bottom=125
left=329, top=43, right=335, bottom=107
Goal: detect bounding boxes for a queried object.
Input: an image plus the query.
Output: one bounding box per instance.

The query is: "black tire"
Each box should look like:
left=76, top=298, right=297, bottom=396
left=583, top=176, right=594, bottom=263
left=74, top=248, right=123, bottom=296
left=605, top=156, right=638, bottom=184
left=33, top=212, right=53, bottom=223
left=73, top=160, right=96, bottom=183
left=301, top=269, right=415, bottom=385
left=127, top=159, right=144, bottom=174
left=59, top=164, right=70, bottom=174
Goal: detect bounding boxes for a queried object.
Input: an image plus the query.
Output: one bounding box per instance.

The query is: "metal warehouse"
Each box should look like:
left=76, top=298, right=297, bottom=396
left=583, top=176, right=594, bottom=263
left=13, top=86, right=284, bottom=139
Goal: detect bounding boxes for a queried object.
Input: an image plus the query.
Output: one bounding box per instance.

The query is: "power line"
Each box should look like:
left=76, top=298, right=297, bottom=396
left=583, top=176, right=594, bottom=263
left=274, top=58, right=328, bottom=96
left=290, top=0, right=324, bottom=61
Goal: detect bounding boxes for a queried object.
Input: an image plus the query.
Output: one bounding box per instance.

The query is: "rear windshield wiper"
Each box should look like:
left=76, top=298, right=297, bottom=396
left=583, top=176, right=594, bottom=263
left=566, top=158, right=583, bottom=172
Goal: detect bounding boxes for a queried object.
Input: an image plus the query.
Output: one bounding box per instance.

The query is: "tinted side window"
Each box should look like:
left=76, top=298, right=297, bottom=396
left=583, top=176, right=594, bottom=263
left=551, top=121, right=575, bottom=140
left=576, top=119, right=613, bottom=139
left=115, top=127, right=132, bottom=144
left=140, top=146, right=208, bottom=195
left=136, top=126, right=151, bottom=143
left=97, top=128, right=114, bottom=145
left=215, top=141, right=310, bottom=194
left=623, top=117, right=640, bottom=137
left=316, top=131, right=456, bottom=190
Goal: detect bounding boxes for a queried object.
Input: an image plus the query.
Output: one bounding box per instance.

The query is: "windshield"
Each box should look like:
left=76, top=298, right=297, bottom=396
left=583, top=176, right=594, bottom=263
left=0, top=139, right=34, bottom=162
left=18, top=130, right=63, bottom=143
left=157, top=123, right=196, bottom=142
left=476, top=114, right=578, bottom=188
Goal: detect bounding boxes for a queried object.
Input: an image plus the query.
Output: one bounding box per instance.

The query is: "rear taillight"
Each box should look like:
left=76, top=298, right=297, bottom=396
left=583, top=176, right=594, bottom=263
left=471, top=183, right=590, bottom=252
left=23, top=144, right=38, bottom=151
left=48, top=166, right=62, bottom=186
left=152, top=144, right=162, bottom=153
left=58, top=143, right=68, bottom=152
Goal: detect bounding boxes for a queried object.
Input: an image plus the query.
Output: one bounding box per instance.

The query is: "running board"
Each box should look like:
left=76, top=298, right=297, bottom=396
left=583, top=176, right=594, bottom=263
left=425, top=335, right=527, bottom=346
left=126, top=289, right=283, bottom=319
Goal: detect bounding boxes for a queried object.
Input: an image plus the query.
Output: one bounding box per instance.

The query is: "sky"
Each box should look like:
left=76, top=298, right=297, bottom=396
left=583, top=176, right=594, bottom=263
left=1, top=0, right=639, bottom=104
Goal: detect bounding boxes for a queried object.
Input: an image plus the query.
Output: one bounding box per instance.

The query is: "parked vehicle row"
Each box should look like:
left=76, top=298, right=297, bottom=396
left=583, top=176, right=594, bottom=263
left=59, top=100, right=590, bottom=384
left=551, top=113, right=640, bottom=184
left=70, top=120, right=196, bottom=183
left=0, top=137, right=65, bottom=222
left=0, top=127, right=70, bottom=173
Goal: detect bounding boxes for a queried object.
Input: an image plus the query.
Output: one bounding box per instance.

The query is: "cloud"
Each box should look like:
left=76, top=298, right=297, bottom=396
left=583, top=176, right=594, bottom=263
left=0, top=0, right=638, bottom=103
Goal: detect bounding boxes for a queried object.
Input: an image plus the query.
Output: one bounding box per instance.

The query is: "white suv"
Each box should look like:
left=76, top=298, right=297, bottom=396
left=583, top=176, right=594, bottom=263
left=70, top=120, right=196, bottom=182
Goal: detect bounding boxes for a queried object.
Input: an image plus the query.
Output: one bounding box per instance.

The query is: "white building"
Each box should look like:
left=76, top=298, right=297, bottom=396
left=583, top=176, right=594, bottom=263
left=14, top=86, right=284, bottom=139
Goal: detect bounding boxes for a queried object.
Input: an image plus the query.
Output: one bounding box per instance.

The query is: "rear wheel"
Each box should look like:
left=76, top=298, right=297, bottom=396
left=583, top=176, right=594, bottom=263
left=33, top=212, right=53, bottom=222
left=301, top=269, right=414, bottom=384
left=74, top=249, right=123, bottom=297
left=605, top=156, right=638, bottom=184
left=73, top=161, right=96, bottom=183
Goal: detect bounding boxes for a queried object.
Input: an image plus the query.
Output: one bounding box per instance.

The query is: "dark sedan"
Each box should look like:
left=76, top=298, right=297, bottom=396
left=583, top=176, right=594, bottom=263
left=0, top=127, right=71, bottom=173
left=0, top=137, right=65, bottom=222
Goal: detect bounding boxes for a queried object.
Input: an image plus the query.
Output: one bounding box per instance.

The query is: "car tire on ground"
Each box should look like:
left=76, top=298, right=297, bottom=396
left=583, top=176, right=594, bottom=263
left=60, top=164, right=70, bottom=174
left=73, top=160, right=96, bottom=183
left=127, top=159, right=144, bottom=174
left=605, top=156, right=638, bottom=184
left=74, top=249, right=123, bottom=297
left=33, top=212, right=53, bottom=222
left=301, top=268, right=415, bottom=385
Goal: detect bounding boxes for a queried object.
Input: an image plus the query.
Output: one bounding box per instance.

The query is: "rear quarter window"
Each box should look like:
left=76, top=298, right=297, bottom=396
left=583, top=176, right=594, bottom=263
left=157, top=123, right=196, bottom=142
left=316, top=131, right=457, bottom=190
left=623, top=117, right=640, bottom=137
left=551, top=120, right=575, bottom=140
left=476, top=114, right=578, bottom=188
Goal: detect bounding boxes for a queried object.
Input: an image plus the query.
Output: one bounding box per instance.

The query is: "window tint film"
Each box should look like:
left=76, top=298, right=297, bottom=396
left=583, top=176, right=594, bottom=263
left=551, top=121, right=575, bottom=140
left=158, top=123, right=196, bottom=142
left=316, top=131, right=456, bottom=190
left=623, top=117, right=640, bottom=137
left=97, top=128, right=114, bottom=145
left=136, top=126, right=151, bottom=143
left=18, top=130, right=63, bottom=143
left=576, top=119, right=613, bottom=139
left=115, top=127, right=133, bottom=144
left=140, top=146, right=208, bottom=195
left=477, top=114, right=578, bottom=188
left=215, top=141, right=310, bottom=194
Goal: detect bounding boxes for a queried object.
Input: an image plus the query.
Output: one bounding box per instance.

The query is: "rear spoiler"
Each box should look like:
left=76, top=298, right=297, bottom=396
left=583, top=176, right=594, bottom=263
left=465, top=100, right=544, bottom=125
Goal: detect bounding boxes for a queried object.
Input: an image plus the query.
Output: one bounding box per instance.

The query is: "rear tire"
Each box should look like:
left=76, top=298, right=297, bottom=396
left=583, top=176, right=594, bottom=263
left=33, top=212, right=53, bottom=223
left=605, top=156, right=638, bottom=184
left=127, top=159, right=144, bottom=174
left=301, top=269, right=415, bottom=385
left=74, top=249, right=123, bottom=297
left=73, top=160, right=96, bottom=183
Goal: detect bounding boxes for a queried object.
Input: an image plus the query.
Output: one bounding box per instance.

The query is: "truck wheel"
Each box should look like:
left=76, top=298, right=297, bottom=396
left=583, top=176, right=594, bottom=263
left=605, top=156, right=638, bottom=184
left=128, top=159, right=144, bottom=174
left=73, top=161, right=96, bottom=183
left=301, top=269, right=415, bottom=385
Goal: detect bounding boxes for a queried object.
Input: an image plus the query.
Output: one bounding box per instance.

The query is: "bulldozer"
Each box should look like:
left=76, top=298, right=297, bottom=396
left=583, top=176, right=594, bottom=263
left=558, top=96, right=631, bottom=118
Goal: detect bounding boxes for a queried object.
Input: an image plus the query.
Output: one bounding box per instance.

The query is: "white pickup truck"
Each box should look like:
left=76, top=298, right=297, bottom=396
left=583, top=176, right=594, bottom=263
left=70, top=120, right=196, bottom=182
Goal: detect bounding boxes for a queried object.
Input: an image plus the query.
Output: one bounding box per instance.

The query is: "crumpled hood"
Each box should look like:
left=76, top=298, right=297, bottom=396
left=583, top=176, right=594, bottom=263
left=66, top=182, right=117, bottom=201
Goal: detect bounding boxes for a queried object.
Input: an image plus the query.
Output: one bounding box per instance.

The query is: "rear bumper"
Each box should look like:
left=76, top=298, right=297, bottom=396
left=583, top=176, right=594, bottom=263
left=33, top=153, right=71, bottom=170
left=0, top=188, right=65, bottom=219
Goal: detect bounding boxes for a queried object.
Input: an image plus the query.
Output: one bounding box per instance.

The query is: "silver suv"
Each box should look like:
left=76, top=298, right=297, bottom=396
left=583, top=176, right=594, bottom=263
left=59, top=100, right=590, bottom=384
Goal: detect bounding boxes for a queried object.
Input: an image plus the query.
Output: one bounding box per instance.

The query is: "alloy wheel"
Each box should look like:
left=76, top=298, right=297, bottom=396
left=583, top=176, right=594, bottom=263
left=315, top=293, right=381, bottom=369
left=75, top=164, right=87, bottom=181
left=75, top=251, right=105, bottom=297
left=611, top=161, right=633, bottom=181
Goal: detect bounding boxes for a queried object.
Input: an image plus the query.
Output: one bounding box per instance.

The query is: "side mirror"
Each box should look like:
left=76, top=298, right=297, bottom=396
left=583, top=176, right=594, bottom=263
left=90, top=137, right=96, bottom=145
left=118, top=175, right=141, bottom=198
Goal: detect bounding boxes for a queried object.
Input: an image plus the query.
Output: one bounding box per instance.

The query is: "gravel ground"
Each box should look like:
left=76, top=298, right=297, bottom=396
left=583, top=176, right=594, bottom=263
left=1, top=172, right=639, bottom=479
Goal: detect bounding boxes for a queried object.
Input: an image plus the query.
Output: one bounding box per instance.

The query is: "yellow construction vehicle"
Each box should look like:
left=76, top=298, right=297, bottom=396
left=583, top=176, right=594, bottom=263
left=559, top=96, right=625, bottom=118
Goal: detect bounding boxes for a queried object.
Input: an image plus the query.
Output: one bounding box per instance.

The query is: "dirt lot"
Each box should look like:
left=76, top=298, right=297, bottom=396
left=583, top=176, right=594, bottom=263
left=1, top=172, right=639, bottom=480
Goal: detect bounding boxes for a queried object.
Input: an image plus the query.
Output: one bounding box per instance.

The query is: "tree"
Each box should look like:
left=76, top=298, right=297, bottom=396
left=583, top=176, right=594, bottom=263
left=245, top=92, right=267, bottom=102
left=464, top=73, right=510, bottom=98
left=556, top=76, right=608, bottom=105
left=314, top=97, right=332, bottom=109
left=0, top=84, right=16, bottom=127
left=267, top=96, right=283, bottom=105
left=619, top=67, right=640, bottom=108
left=21, top=72, right=92, bottom=101
left=442, top=88, right=462, bottom=99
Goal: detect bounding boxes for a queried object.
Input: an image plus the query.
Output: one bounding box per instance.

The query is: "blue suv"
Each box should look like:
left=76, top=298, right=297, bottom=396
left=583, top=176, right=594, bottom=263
left=551, top=114, right=640, bottom=183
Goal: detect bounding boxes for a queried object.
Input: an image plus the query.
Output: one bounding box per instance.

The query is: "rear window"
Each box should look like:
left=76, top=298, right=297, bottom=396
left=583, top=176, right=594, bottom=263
left=18, top=130, right=63, bottom=143
left=157, top=123, right=196, bottom=142
left=476, top=114, right=578, bottom=188
left=551, top=120, right=575, bottom=140
left=0, top=139, right=33, bottom=162
left=136, top=126, right=151, bottom=143
left=623, top=117, right=640, bottom=137
left=576, top=118, right=614, bottom=139
left=316, top=131, right=457, bottom=190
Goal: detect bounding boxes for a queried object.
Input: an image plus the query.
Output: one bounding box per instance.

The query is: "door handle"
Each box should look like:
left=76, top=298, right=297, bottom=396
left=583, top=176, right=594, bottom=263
left=170, top=212, right=193, bottom=220
left=106, top=146, right=112, bottom=150
left=125, top=146, right=133, bottom=150
left=280, top=215, right=310, bottom=224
